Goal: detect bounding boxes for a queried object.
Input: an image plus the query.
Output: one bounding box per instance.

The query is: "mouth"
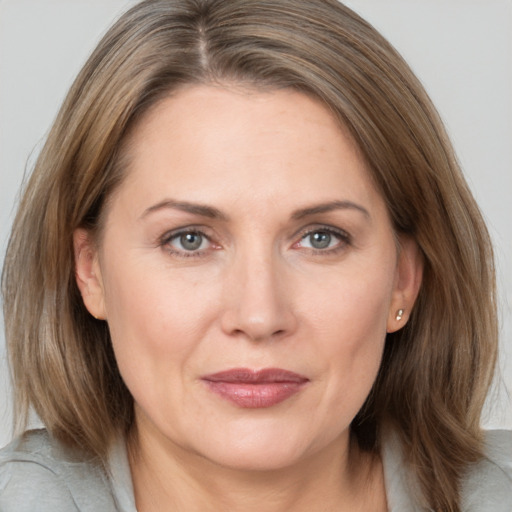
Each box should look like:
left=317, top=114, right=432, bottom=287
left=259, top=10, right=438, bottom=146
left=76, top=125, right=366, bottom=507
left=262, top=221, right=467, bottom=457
left=201, top=368, right=309, bottom=408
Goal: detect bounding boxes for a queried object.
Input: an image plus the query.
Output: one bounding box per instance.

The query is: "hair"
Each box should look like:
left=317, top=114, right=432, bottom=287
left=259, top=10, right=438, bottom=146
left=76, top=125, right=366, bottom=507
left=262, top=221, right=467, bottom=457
left=2, top=1, right=497, bottom=510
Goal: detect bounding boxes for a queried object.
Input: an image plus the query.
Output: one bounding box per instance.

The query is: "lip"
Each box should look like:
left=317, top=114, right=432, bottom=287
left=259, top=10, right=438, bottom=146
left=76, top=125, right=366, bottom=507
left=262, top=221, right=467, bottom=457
left=201, top=368, right=309, bottom=408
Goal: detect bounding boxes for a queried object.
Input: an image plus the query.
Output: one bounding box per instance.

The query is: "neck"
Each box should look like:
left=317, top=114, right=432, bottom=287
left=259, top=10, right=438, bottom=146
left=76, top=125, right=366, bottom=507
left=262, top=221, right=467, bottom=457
left=127, top=422, right=386, bottom=512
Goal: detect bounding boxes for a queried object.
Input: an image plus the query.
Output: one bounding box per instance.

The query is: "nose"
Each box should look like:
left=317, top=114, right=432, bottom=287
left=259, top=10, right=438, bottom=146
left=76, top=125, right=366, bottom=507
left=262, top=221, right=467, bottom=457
left=220, top=248, right=297, bottom=342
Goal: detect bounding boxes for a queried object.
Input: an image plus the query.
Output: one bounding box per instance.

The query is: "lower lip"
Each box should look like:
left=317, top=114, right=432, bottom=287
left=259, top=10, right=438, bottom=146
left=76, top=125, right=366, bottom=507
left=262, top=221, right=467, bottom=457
left=204, top=381, right=306, bottom=408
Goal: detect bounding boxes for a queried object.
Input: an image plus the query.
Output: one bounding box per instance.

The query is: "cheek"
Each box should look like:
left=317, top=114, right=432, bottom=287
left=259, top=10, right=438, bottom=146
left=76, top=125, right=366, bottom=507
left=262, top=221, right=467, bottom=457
left=320, top=283, right=388, bottom=391
left=303, top=260, right=394, bottom=348
left=301, top=264, right=393, bottom=417
left=101, top=261, right=221, bottom=382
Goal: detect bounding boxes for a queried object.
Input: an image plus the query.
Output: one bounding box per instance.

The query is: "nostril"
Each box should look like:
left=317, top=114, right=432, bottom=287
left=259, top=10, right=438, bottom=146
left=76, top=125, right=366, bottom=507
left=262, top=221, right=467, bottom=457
left=219, top=278, right=298, bottom=341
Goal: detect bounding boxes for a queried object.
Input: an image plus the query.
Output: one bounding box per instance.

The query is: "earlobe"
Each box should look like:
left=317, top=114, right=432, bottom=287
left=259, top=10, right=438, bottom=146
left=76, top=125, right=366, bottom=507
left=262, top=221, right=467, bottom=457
left=73, top=228, right=106, bottom=320
left=387, top=236, right=423, bottom=333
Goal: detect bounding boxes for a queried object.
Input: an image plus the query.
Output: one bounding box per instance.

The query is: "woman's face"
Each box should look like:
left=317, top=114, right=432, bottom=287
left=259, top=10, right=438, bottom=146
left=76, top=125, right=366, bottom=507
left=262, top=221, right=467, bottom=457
left=75, top=85, right=421, bottom=471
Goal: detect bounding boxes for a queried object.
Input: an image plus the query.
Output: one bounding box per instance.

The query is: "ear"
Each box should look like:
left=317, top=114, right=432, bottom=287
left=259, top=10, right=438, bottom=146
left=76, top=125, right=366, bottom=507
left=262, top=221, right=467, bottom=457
left=73, top=228, right=107, bottom=320
left=387, top=236, right=423, bottom=333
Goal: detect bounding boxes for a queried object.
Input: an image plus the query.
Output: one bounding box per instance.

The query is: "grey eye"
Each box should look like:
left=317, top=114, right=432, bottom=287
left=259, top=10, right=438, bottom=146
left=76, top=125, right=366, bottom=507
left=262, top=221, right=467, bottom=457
left=308, top=231, right=332, bottom=249
left=178, top=232, right=204, bottom=251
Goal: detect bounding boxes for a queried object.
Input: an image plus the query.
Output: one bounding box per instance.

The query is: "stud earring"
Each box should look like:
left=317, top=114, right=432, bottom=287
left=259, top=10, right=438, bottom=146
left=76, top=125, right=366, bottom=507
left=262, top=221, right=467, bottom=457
left=396, top=309, right=404, bottom=322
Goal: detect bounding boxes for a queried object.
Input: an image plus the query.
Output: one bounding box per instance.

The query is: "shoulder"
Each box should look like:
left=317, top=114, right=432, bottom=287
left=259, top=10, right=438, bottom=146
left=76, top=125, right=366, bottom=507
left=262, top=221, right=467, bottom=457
left=382, top=427, right=512, bottom=511
left=0, top=429, right=118, bottom=512
left=461, top=430, right=512, bottom=511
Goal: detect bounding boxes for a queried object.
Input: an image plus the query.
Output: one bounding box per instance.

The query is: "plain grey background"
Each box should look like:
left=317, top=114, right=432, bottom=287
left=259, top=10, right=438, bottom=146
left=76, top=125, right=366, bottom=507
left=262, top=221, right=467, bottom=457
left=0, top=0, right=511, bottom=447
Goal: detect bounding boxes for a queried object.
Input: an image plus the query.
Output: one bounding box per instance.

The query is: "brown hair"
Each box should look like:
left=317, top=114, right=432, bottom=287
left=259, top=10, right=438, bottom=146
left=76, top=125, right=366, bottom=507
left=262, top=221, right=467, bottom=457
left=2, top=1, right=497, bottom=510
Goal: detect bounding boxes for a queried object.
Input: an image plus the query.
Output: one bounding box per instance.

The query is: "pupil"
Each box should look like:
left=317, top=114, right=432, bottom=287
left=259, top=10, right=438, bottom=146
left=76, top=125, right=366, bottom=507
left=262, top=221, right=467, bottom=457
left=311, top=232, right=331, bottom=249
left=180, top=233, right=202, bottom=251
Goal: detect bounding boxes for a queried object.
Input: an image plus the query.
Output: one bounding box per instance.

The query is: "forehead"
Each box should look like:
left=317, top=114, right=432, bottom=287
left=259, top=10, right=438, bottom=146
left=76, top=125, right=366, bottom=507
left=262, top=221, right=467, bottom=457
left=110, top=85, right=385, bottom=221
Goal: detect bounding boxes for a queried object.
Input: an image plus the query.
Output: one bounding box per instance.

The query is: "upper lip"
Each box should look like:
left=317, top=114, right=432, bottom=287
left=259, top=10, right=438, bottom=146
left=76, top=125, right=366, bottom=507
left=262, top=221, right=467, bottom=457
left=202, top=368, right=309, bottom=383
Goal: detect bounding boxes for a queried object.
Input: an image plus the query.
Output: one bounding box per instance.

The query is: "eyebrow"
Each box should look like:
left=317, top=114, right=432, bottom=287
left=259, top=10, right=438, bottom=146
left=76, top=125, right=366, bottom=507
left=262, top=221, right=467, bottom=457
left=140, top=199, right=229, bottom=221
left=291, top=200, right=370, bottom=220
left=140, top=198, right=369, bottom=222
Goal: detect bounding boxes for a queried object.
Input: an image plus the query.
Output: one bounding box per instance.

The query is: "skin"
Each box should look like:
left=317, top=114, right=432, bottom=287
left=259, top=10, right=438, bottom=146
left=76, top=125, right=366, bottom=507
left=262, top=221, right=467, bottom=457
left=75, top=85, right=422, bottom=511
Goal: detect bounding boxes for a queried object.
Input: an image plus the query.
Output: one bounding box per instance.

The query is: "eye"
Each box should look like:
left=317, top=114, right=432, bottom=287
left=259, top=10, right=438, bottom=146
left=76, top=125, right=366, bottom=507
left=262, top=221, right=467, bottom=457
left=296, top=227, right=350, bottom=252
left=303, top=231, right=335, bottom=250
left=163, top=230, right=212, bottom=255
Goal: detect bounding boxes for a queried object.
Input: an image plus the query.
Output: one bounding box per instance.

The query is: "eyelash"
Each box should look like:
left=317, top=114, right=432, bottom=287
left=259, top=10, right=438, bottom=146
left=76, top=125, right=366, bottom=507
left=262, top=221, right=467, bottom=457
left=160, top=227, right=215, bottom=258
left=159, top=225, right=352, bottom=258
left=295, top=226, right=352, bottom=255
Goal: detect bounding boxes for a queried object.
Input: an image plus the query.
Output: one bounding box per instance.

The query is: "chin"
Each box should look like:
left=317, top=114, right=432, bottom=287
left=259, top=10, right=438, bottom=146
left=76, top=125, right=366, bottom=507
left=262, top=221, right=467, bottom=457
left=186, top=420, right=338, bottom=473
left=200, top=443, right=308, bottom=472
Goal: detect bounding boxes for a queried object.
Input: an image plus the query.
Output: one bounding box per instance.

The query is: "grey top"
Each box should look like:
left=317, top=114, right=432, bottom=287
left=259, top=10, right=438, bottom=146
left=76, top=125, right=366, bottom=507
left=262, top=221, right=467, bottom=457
left=0, top=429, right=511, bottom=511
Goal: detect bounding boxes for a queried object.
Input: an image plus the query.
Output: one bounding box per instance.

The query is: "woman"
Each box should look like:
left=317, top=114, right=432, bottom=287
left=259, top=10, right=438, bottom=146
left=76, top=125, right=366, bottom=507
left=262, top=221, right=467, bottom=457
left=1, top=0, right=510, bottom=510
